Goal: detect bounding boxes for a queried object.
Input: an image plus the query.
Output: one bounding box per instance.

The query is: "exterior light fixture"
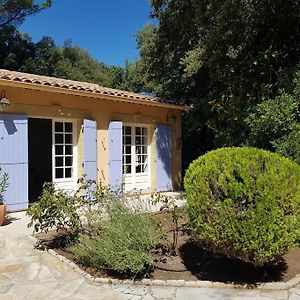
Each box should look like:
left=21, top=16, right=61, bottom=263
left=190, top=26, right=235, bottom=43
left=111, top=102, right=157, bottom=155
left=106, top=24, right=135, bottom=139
left=0, top=91, right=10, bottom=112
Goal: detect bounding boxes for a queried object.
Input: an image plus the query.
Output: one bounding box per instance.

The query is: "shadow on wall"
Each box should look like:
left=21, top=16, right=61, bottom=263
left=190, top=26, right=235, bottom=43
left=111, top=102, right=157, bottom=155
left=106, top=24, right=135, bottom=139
left=4, top=120, right=17, bottom=135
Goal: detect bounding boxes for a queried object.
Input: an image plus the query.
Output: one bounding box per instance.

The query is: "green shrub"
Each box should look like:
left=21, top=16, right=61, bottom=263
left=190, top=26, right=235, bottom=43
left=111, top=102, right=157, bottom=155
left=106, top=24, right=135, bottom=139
left=70, top=203, right=161, bottom=276
left=27, top=183, right=83, bottom=234
left=184, top=147, right=300, bottom=266
left=27, top=177, right=112, bottom=234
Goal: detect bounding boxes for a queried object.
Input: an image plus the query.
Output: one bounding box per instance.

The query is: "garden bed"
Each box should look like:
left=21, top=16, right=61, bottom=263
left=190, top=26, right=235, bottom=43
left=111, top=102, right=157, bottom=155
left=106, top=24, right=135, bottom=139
left=34, top=210, right=300, bottom=285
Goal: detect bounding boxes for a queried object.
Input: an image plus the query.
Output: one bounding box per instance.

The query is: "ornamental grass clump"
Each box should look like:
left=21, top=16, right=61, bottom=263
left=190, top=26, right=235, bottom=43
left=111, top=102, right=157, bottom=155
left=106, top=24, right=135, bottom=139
left=184, top=147, right=300, bottom=267
left=70, top=203, right=161, bottom=276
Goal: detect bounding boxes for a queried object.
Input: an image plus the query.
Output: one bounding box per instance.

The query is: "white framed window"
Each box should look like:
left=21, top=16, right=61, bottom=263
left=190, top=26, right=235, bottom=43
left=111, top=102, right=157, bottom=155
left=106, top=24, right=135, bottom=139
left=122, top=124, right=150, bottom=191
left=52, top=121, right=75, bottom=181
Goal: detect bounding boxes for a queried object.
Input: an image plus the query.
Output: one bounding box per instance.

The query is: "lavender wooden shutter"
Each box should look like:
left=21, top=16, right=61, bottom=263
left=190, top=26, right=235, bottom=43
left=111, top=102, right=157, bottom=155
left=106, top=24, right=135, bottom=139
left=156, top=124, right=173, bottom=192
left=0, top=114, right=28, bottom=211
left=109, top=121, right=122, bottom=189
left=83, top=119, right=97, bottom=181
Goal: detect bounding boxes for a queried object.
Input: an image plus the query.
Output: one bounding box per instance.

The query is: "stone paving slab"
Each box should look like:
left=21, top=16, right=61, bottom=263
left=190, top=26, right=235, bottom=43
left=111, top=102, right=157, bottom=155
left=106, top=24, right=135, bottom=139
left=0, top=211, right=299, bottom=299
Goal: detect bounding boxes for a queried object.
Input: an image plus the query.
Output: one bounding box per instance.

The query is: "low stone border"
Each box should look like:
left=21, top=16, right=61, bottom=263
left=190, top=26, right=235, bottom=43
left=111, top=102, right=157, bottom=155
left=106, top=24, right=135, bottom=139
left=27, top=235, right=300, bottom=291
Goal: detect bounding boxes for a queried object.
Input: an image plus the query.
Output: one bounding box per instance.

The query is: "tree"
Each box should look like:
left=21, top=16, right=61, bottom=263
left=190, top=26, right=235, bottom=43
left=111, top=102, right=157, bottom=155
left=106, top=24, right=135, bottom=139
left=0, top=24, right=35, bottom=70
left=246, top=67, right=300, bottom=164
left=0, top=0, right=52, bottom=28
left=137, top=0, right=300, bottom=166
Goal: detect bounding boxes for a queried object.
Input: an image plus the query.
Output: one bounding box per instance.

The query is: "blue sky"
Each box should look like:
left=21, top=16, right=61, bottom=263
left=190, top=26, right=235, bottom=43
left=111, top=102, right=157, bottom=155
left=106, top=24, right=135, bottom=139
left=20, top=0, right=153, bottom=66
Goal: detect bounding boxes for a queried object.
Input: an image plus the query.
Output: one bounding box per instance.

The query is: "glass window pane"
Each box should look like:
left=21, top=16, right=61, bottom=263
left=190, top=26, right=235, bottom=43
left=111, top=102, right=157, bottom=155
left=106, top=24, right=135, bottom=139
left=125, top=126, right=131, bottom=135
left=135, top=127, right=141, bottom=135
left=136, top=136, right=141, bottom=145
left=142, top=146, right=147, bottom=154
left=55, top=145, right=63, bottom=155
left=125, top=136, right=131, bottom=145
left=55, top=122, right=63, bottom=132
left=55, top=134, right=64, bottom=144
left=142, top=155, right=148, bottom=163
left=65, top=146, right=73, bottom=155
left=136, top=165, right=142, bottom=173
left=65, top=156, right=73, bottom=167
left=125, top=155, right=131, bottom=164
left=55, top=157, right=63, bottom=167
left=142, top=127, right=147, bottom=135
left=65, top=134, right=72, bottom=144
left=55, top=168, right=64, bottom=179
left=142, top=164, right=148, bottom=173
left=65, top=168, right=72, bottom=178
left=136, top=146, right=141, bottom=154
left=136, top=155, right=141, bottom=164
left=142, top=136, right=147, bottom=145
left=125, top=146, right=131, bottom=154
left=65, top=122, right=73, bottom=133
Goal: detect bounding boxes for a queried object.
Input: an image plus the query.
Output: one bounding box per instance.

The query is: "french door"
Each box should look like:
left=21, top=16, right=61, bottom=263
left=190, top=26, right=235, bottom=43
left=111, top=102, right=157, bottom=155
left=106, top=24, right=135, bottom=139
left=122, top=124, right=150, bottom=191
left=52, top=120, right=76, bottom=192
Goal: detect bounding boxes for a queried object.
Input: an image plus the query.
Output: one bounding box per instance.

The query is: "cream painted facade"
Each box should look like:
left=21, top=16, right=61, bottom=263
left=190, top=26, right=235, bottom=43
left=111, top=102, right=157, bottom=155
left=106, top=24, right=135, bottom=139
left=0, top=79, right=184, bottom=197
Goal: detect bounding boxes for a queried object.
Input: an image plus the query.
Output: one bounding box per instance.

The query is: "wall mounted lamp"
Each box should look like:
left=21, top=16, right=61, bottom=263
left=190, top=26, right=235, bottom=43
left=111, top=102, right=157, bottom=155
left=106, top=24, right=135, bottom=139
left=0, top=91, right=11, bottom=112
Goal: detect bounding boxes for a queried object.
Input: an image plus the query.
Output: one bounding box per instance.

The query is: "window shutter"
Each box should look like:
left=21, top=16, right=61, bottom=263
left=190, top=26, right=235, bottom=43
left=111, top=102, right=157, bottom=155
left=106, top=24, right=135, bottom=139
left=83, top=119, right=97, bottom=181
left=156, top=124, right=173, bottom=192
left=0, top=114, right=28, bottom=211
left=109, top=121, right=123, bottom=189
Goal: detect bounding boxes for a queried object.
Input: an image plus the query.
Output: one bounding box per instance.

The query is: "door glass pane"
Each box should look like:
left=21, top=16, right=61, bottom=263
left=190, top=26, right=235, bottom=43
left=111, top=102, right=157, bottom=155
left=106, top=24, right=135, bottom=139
left=55, top=134, right=64, bottom=144
left=65, top=145, right=73, bottom=155
left=65, top=134, right=72, bottom=144
left=55, top=145, right=63, bottom=155
left=55, top=157, right=63, bottom=167
left=65, top=122, right=73, bottom=132
left=136, top=136, right=141, bottom=145
left=142, top=146, right=147, bottom=154
left=125, top=146, right=131, bottom=155
left=65, top=156, right=73, bottom=167
left=125, top=155, right=131, bottom=164
left=136, top=165, right=142, bottom=173
left=125, top=126, right=131, bottom=135
left=55, top=168, right=64, bottom=179
left=136, top=146, right=141, bottom=154
left=65, top=168, right=72, bottom=178
left=142, top=127, right=147, bottom=135
left=125, top=136, right=131, bottom=145
left=135, top=127, right=141, bottom=135
left=55, top=122, right=63, bottom=132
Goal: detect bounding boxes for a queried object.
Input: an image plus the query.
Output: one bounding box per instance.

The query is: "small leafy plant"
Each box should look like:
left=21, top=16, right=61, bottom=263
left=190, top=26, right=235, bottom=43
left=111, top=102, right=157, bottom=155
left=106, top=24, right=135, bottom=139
left=27, top=183, right=83, bottom=235
left=0, top=168, right=8, bottom=204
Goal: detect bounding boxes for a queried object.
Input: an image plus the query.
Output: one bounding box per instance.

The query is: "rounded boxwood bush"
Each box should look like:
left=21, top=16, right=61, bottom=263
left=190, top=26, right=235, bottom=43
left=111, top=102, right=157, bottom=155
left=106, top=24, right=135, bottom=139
left=184, top=147, right=300, bottom=266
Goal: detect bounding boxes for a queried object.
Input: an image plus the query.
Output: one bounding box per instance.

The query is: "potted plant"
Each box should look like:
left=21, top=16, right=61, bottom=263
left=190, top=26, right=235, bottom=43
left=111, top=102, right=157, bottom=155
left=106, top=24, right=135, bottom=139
left=0, top=168, right=8, bottom=226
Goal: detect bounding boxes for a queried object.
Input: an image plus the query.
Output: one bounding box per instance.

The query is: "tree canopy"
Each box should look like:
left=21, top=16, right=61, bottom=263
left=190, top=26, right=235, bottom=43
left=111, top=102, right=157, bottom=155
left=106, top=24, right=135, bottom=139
left=136, top=0, right=300, bottom=167
left=0, top=0, right=52, bottom=28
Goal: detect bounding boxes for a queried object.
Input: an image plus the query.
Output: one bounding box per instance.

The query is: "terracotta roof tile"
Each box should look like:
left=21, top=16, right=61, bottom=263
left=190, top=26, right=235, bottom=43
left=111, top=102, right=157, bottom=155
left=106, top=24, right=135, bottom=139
left=0, top=69, right=185, bottom=109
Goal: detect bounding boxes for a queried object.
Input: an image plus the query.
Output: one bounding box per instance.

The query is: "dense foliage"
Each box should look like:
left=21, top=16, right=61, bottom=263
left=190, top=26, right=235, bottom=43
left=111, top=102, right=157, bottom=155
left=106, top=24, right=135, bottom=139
left=71, top=203, right=160, bottom=276
left=137, top=0, right=300, bottom=167
left=184, top=147, right=300, bottom=266
left=246, top=68, right=300, bottom=163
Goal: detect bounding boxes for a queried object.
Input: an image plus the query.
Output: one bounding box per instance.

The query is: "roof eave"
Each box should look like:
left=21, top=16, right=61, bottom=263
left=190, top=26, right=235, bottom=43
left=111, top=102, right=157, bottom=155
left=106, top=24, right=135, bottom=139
left=0, top=79, right=189, bottom=111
